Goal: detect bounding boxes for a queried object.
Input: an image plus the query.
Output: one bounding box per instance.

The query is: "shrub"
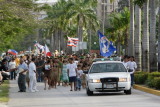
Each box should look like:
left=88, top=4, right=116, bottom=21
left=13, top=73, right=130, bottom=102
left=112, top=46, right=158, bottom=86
left=134, top=72, right=148, bottom=84
left=153, top=77, right=160, bottom=90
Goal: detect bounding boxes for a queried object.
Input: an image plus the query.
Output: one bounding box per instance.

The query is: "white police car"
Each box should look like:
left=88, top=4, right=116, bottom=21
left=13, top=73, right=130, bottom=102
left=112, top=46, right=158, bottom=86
left=86, top=58, right=131, bottom=96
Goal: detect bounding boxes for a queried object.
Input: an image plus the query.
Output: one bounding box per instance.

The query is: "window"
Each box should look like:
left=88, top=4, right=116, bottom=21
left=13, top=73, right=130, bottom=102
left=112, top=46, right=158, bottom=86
left=89, top=63, right=127, bottom=73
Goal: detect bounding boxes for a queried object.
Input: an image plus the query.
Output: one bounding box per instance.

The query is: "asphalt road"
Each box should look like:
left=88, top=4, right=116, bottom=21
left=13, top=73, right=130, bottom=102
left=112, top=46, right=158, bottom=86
left=8, top=80, right=160, bottom=107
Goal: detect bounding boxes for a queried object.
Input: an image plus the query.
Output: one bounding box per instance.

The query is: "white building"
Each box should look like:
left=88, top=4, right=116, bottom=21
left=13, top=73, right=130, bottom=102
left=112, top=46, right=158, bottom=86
left=34, top=0, right=58, bottom=20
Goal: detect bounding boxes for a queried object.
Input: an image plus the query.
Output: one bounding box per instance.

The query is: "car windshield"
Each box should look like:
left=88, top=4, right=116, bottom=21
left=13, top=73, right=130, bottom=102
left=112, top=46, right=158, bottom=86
left=89, top=63, right=127, bottom=73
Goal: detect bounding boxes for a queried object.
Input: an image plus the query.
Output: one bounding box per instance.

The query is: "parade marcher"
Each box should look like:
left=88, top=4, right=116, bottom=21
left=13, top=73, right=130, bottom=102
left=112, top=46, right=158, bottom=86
left=44, top=60, right=51, bottom=90
left=9, top=58, right=16, bottom=80
left=67, top=58, right=77, bottom=91
left=50, top=58, right=59, bottom=89
left=122, top=55, right=129, bottom=69
left=76, top=65, right=83, bottom=91
left=29, top=58, right=39, bottom=92
left=127, top=56, right=137, bottom=86
left=62, top=60, right=69, bottom=86
left=17, top=59, right=28, bottom=92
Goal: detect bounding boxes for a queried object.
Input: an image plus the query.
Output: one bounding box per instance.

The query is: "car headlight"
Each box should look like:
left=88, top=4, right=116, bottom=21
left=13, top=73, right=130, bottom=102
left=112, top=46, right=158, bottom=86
left=119, top=78, right=127, bottom=82
left=89, top=79, right=101, bottom=83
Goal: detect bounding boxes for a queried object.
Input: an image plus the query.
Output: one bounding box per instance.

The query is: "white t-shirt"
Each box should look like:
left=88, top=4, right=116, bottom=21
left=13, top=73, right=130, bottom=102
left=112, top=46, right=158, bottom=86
left=9, top=61, right=16, bottom=69
left=127, top=61, right=137, bottom=74
left=122, top=61, right=129, bottom=69
left=77, top=70, right=83, bottom=78
left=29, top=62, right=36, bottom=76
left=67, top=63, right=77, bottom=77
left=45, top=64, right=50, bottom=70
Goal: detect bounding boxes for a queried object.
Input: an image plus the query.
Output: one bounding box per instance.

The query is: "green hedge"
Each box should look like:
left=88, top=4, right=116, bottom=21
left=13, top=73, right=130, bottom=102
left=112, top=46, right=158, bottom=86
left=134, top=72, right=160, bottom=90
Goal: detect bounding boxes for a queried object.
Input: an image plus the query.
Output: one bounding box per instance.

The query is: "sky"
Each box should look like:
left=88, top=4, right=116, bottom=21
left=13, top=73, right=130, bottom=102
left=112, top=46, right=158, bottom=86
left=35, top=0, right=58, bottom=4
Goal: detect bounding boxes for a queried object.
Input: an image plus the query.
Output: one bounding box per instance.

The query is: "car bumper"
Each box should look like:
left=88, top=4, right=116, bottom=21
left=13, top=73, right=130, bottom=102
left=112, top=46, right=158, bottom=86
left=88, top=82, right=131, bottom=92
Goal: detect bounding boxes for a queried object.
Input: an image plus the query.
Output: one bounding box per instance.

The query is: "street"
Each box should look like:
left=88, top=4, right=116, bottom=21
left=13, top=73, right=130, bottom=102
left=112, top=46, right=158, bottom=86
left=8, top=80, right=160, bottom=107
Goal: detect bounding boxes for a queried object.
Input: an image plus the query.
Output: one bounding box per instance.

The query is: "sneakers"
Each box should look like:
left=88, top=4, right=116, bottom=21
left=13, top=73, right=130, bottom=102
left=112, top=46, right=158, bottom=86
left=30, top=90, right=35, bottom=93
left=34, top=89, right=39, bottom=92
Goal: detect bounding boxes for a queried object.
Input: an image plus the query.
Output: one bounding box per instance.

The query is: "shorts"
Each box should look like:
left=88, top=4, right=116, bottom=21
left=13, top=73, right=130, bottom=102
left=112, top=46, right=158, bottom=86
left=69, top=76, right=76, bottom=83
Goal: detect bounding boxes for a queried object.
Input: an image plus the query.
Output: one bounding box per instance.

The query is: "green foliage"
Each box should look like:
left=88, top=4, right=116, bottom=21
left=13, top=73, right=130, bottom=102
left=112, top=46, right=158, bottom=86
left=134, top=72, right=148, bottom=84
left=40, top=0, right=99, bottom=39
left=0, top=0, right=39, bottom=51
left=134, top=0, right=147, bottom=8
left=153, top=77, right=160, bottom=89
left=0, top=80, right=9, bottom=102
left=135, top=72, right=160, bottom=90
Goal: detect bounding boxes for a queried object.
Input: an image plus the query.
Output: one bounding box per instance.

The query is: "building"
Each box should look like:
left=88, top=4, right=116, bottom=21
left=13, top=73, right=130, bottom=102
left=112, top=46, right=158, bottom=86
left=97, top=0, right=119, bottom=33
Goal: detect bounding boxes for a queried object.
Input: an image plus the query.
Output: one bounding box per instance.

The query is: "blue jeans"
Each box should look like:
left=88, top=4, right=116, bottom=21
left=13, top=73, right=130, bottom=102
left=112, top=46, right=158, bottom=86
left=76, top=78, right=82, bottom=89
left=37, top=70, right=42, bottom=82
left=130, top=74, right=134, bottom=86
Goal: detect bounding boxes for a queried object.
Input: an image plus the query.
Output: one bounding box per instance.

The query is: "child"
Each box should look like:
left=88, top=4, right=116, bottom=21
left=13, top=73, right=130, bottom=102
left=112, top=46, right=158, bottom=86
left=76, top=65, right=83, bottom=91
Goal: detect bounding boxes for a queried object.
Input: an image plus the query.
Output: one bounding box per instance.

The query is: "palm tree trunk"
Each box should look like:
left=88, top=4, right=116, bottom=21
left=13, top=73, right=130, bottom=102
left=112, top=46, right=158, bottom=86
left=134, top=5, right=142, bottom=71
left=158, top=3, right=160, bottom=72
left=149, top=0, right=157, bottom=72
left=142, top=0, right=150, bottom=72
left=128, top=0, right=135, bottom=56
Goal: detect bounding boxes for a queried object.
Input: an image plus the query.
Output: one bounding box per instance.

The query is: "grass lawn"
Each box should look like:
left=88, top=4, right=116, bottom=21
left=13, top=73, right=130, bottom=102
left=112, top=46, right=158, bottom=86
left=0, top=80, right=9, bottom=102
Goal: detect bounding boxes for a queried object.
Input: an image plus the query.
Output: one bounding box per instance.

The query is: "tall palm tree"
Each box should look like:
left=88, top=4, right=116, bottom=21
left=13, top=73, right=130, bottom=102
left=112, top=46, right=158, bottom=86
left=142, top=0, right=150, bottom=72
left=149, top=0, right=157, bottom=72
left=66, top=0, right=98, bottom=42
left=158, top=1, right=160, bottom=71
left=128, top=0, right=134, bottom=56
left=134, top=5, right=142, bottom=71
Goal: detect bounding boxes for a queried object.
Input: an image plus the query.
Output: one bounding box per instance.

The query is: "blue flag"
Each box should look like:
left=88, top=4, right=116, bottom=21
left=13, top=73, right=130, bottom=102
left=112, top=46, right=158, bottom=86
left=98, top=31, right=116, bottom=57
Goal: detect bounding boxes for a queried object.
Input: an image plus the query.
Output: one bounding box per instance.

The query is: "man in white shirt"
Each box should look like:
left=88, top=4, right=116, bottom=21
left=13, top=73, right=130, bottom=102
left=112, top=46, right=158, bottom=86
left=127, top=56, right=137, bottom=86
left=67, top=58, right=77, bottom=91
left=29, top=58, right=38, bottom=92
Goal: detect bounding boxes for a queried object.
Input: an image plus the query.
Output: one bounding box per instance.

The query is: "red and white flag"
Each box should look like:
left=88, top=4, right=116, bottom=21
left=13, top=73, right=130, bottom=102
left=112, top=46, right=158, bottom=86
left=67, top=37, right=79, bottom=47
left=44, top=44, right=52, bottom=57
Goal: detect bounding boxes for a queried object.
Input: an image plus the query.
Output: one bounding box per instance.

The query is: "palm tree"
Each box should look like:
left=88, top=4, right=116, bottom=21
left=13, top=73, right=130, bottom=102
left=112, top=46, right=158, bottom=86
left=149, top=0, right=157, bottom=72
left=142, top=0, right=150, bottom=72
left=158, top=1, right=160, bottom=71
left=134, top=5, right=142, bottom=71
left=128, top=0, right=134, bottom=56
left=66, top=0, right=98, bottom=42
left=106, top=8, right=130, bottom=56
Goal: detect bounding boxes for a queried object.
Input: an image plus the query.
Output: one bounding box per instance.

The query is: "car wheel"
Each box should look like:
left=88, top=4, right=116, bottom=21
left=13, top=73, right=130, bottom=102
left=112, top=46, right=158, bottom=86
left=124, top=88, right=131, bottom=95
left=86, top=88, right=93, bottom=96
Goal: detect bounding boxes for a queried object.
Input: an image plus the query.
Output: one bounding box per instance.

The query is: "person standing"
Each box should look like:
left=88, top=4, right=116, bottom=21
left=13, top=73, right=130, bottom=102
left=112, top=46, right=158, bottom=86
left=67, top=58, right=77, bottom=91
left=9, top=58, right=16, bottom=80
left=29, top=58, right=39, bottom=92
left=127, top=56, right=137, bottom=86
left=62, top=60, right=69, bottom=86
left=17, top=59, right=28, bottom=92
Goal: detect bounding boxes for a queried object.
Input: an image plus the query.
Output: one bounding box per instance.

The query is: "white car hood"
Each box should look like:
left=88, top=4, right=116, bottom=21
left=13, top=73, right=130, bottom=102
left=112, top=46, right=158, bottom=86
left=87, top=72, right=130, bottom=79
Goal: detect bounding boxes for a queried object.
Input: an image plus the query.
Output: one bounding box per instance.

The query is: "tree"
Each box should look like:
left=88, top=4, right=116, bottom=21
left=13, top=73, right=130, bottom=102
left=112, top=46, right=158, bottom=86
left=106, top=7, right=130, bottom=56
left=158, top=1, right=160, bottom=71
left=128, top=0, right=134, bottom=56
left=149, top=0, right=157, bottom=72
left=0, top=0, right=38, bottom=51
left=142, top=0, right=150, bottom=72
left=134, top=5, right=142, bottom=71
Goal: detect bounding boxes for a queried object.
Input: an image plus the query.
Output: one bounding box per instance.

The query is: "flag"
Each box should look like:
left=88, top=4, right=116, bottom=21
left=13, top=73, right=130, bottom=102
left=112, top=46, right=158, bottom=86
left=8, top=49, right=18, bottom=55
left=67, top=37, right=79, bottom=47
left=44, top=44, right=52, bottom=57
left=34, top=43, right=45, bottom=53
left=98, top=31, right=116, bottom=57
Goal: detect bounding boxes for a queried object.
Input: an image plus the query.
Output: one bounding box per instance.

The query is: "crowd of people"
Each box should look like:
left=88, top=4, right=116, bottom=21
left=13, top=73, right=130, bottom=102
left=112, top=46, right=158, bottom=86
left=0, top=53, right=94, bottom=92
left=0, top=52, right=137, bottom=92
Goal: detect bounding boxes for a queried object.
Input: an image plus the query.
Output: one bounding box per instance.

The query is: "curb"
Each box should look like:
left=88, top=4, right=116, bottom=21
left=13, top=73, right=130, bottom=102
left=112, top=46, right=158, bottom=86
left=133, top=84, right=160, bottom=96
